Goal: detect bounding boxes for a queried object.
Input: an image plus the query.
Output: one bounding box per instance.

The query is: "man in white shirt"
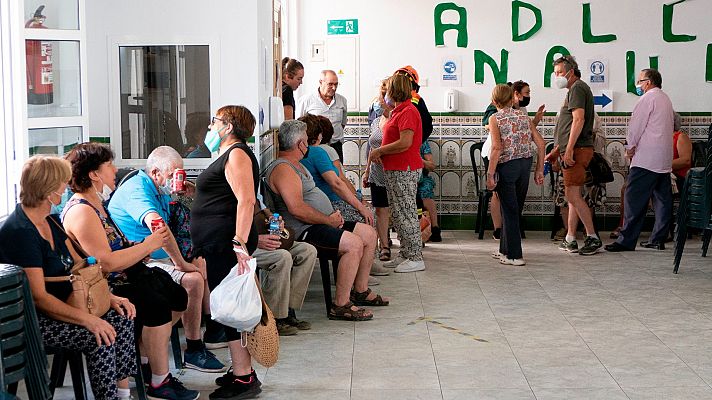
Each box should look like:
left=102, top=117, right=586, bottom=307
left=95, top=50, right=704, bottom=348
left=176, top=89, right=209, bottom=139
left=296, top=70, right=348, bottom=162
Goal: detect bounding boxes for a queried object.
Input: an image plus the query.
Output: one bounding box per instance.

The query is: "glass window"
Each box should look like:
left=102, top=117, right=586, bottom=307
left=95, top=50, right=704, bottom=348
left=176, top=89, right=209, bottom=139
left=28, top=126, right=83, bottom=155
left=119, top=45, right=211, bottom=159
left=26, top=40, right=81, bottom=118
left=24, top=1, right=79, bottom=30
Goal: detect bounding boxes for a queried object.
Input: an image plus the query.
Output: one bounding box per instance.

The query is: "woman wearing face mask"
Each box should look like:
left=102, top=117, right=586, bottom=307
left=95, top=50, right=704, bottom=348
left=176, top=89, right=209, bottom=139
left=282, top=57, right=304, bottom=120
left=190, top=105, right=264, bottom=399
left=0, top=155, right=139, bottom=400
left=61, top=143, right=199, bottom=400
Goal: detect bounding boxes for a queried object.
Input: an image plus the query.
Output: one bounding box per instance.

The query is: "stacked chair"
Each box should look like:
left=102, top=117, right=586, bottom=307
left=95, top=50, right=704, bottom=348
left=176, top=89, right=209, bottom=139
left=673, top=124, right=712, bottom=273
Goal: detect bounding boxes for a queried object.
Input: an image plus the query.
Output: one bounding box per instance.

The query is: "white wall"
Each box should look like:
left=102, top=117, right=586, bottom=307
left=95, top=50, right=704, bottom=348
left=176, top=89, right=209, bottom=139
left=85, top=0, right=273, bottom=148
left=292, top=0, right=711, bottom=113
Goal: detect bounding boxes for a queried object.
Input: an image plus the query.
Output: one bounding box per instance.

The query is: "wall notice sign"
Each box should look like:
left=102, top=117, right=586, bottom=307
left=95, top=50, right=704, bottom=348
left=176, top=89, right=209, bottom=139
left=441, top=57, right=461, bottom=86
left=327, top=19, right=358, bottom=35
left=587, top=58, right=609, bottom=89
left=593, top=90, right=613, bottom=111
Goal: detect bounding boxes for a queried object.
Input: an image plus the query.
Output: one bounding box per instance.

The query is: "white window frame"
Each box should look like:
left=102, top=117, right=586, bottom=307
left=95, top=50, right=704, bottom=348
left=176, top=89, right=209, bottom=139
left=0, top=0, right=27, bottom=222
left=108, top=36, right=221, bottom=171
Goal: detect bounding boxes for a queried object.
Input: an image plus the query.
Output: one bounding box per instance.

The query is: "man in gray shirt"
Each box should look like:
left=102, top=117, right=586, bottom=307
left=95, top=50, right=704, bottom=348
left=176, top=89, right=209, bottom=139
left=264, top=120, right=389, bottom=321
left=296, top=70, right=348, bottom=162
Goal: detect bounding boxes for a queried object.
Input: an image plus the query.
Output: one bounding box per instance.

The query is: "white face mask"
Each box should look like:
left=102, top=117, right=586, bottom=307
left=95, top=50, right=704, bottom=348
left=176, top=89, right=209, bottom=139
left=95, top=178, right=113, bottom=202
left=553, top=75, right=568, bottom=89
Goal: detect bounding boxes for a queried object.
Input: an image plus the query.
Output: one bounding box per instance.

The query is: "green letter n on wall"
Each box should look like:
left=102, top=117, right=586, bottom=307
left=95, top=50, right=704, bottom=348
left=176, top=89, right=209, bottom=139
left=474, top=49, right=509, bottom=84
left=512, top=0, right=542, bottom=42
left=434, top=3, right=468, bottom=48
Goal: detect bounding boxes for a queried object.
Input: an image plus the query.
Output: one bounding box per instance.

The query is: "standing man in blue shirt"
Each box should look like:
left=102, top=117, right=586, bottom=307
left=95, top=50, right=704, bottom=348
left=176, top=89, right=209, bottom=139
left=108, top=146, right=226, bottom=373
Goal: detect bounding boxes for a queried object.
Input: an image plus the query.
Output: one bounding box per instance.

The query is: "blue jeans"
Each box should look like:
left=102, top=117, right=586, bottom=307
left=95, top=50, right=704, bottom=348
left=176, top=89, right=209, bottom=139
left=617, top=167, right=672, bottom=248
left=496, top=157, right=532, bottom=259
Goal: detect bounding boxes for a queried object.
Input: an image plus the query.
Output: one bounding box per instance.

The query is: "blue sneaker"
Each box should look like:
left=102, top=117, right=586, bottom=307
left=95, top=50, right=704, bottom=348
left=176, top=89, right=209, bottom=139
left=146, top=374, right=199, bottom=400
left=184, top=348, right=226, bottom=373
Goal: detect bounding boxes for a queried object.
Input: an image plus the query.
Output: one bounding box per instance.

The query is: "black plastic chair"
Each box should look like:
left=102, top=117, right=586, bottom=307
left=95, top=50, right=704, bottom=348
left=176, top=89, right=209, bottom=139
left=469, top=142, right=492, bottom=239
left=47, top=347, right=89, bottom=400
left=317, top=254, right=339, bottom=316
left=673, top=124, right=712, bottom=273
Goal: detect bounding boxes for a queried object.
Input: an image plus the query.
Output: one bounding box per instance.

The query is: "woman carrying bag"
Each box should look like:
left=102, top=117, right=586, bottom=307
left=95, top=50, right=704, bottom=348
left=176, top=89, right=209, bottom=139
left=0, top=156, right=136, bottom=400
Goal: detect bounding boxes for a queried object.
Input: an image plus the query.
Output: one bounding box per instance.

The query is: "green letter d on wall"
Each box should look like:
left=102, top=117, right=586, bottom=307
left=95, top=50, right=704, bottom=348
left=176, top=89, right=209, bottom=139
left=434, top=2, right=468, bottom=48
left=512, top=0, right=542, bottom=42
left=474, top=49, right=509, bottom=84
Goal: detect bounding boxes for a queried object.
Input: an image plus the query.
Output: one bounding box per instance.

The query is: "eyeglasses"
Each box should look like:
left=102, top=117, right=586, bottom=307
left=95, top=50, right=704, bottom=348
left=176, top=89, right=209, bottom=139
left=636, top=79, right=649, bottom=85
left=211, top=116, right=224, bottom=124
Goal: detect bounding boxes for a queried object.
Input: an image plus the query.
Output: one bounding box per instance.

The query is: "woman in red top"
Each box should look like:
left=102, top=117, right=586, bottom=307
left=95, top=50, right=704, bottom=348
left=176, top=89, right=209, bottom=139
left=672, top=113, right=692, bottom=194
left=368, top=74, right=425, bottom=273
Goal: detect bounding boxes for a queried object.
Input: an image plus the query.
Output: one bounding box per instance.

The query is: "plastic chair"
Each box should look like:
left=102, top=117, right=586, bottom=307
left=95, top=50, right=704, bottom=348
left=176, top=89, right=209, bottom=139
left=316, top=254, right=339, bottom=316
left=46, top=347, right=89, bottom=400
left=469, top=142, right=493, bottom=239
left=673, top=124, right=712, bottom=273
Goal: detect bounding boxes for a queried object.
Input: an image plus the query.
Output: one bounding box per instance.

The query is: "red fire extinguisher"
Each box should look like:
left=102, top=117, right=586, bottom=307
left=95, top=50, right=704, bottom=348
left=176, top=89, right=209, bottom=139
left=26, top=5, right=54, bottom=105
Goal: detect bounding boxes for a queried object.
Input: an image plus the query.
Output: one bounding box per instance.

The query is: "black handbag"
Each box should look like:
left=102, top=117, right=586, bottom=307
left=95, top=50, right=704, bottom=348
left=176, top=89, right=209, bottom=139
left=588, top=152, right=614, bottom=184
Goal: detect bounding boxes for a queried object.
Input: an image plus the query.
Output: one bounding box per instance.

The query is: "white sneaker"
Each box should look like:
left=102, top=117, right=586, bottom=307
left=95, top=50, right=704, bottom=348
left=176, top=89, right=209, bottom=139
left=368, top=276, right=380, bottom=286
left=369, top=262, right=391, bottom=276
left=383, top=256, right=406, bottom=268
left=394, top=259, right=426, bottom=273
left=499, top=257, right=526, bottom=266
left=491, top=250, right=504, bottom=259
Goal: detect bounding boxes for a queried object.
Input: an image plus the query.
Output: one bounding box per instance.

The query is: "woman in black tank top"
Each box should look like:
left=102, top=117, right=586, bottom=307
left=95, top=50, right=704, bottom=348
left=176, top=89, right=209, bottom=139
left=190, top=105, right=263, bottom=398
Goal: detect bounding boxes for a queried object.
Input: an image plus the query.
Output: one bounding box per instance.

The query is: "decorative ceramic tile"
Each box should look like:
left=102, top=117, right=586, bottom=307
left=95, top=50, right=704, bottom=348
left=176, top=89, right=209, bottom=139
left=343, top=140, right=361, bottom=167
left=440, top=141, right=461, bottom=169
left=441, top=171, right=461, bottom=198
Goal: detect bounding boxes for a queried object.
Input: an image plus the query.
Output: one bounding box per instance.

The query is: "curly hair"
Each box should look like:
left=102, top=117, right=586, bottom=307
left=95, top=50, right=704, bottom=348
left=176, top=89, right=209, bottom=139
left=64, top=142, right=114, bottom=193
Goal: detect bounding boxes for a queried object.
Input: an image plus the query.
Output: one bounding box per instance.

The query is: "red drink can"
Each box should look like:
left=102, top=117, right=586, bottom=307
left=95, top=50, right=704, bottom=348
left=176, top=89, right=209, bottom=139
left=172, top=168, right=186, bottom=192
left=150, top=217, right=165, bottom=232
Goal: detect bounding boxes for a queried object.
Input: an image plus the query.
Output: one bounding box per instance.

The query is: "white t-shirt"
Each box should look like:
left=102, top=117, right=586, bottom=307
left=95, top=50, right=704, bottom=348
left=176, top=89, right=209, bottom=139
left=296, top=89, right=348, bottom=143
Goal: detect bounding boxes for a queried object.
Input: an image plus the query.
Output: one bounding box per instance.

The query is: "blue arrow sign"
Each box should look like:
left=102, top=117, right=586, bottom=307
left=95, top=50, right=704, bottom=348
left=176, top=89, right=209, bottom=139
left=593, top=93, right=612, bottom=108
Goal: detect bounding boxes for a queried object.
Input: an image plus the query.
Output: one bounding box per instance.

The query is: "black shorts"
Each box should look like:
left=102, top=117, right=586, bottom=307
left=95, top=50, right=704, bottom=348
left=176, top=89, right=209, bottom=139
left=112, top=267, right=188, bottom=328
left=370, top=184, right=389, bottom=208
left=299, top=221, right=357, bottom=259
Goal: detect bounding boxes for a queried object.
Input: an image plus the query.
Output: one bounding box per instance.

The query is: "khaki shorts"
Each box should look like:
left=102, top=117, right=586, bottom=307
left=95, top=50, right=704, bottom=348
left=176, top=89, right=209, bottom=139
left=147, top=258, right=185, bottom=285
left=562, top=147, right=594, bottom=187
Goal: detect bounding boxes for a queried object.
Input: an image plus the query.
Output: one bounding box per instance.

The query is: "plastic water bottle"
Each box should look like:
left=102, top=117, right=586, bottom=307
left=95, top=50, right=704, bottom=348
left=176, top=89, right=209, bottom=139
left=544, top=160, right=551, bottom=176
left=268, top=213, right=280, bottom=236
left=86, top=256, right=97, bottom=265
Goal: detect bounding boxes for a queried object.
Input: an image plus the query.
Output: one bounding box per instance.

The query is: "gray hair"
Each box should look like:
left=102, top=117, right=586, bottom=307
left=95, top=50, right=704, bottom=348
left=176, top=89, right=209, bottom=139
left=674, top=112, right=682, bottom=131
left=321, top=69, right=337, bottom=79
left=146, top=146, right=183, bottom=175
left=278, top=120, right=307, bottom=151
left=553, top=55, right=579, bottom=75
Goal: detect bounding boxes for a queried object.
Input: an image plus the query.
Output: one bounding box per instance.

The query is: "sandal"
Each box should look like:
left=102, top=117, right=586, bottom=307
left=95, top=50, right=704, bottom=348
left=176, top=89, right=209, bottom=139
left=379, top=247, right=391, bottom=261
left=328, top=302, right=373, bottom=321
left=350, top=288, right=390, bottom=307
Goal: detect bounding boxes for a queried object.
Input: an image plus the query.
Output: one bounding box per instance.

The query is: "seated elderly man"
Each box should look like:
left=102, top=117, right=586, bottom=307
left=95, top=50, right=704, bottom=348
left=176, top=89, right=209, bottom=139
left=252, top=196, right=317, bottom=336
left=108, top=146, right=225, bottom=373
left=264, top=120, right=389, bottom=321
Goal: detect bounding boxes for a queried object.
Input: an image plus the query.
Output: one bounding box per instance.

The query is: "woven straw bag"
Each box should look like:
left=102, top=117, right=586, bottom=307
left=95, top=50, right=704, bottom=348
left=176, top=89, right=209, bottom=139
left=245, top=280, right=280, bottom=367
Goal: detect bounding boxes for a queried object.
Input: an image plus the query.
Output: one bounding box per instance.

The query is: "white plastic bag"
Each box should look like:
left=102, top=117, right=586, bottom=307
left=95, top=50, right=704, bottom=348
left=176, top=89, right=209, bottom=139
left=210, top=258, right=262, bottom=332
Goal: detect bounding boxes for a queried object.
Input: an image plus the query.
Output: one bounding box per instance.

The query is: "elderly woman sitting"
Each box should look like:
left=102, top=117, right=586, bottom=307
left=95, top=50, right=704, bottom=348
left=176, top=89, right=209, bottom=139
left=0, top=155, right=136, bottom=400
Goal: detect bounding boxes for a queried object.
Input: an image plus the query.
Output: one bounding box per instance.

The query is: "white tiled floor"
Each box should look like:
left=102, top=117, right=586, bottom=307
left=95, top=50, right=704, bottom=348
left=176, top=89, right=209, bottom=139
left=30, top=231, right=712, bottom=399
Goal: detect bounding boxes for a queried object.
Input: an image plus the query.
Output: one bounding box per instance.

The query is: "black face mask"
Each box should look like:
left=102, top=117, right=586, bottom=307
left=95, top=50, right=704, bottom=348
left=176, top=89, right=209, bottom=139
left=519, top=96, right=531, bottom=108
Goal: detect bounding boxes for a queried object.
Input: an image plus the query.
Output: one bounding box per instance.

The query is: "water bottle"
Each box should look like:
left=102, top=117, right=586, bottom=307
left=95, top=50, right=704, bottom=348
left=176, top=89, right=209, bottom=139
left=86, top=256, right=97, bottom=265
left=544, top=160, right=551, bottom=176
left=268, top=213, right=281, bottom=236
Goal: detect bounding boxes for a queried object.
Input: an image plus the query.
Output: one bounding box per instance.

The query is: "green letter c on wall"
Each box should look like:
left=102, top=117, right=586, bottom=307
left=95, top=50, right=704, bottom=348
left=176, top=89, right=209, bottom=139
left=511, top=0, right=542, bottom=42
left=434, top=2, right=468, bottom=48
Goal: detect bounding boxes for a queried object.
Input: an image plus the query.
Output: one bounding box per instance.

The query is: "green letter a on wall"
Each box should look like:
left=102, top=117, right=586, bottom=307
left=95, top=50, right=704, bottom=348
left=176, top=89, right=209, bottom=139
left=474, top=49, right=509, bottom=84
left=434, top=2, right=468, bottom=48
left=543, top=45, right=570, bottom=87
left=626, top=51, right=659, bottom=95
left=512, top=0, right=542, bottom=42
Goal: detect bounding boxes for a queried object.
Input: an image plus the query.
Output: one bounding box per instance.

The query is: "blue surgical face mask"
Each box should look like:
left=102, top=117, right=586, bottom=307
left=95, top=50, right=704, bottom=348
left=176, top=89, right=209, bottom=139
left=160, top=178, right=172, bottom=195
left=372, top=101, right=383, bottom=117
left=204, top=126, right=227, bottom=152
left=635, top=85, right=644, bottom=96
left=48, top=192, right=62, bottom=214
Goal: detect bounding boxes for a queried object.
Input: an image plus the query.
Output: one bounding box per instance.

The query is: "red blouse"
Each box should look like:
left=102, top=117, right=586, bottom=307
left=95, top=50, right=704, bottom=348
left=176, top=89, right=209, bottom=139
left=381, top=101, right=424, bottom=171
